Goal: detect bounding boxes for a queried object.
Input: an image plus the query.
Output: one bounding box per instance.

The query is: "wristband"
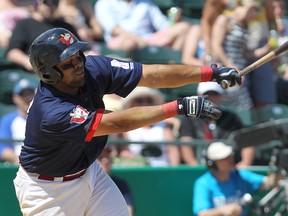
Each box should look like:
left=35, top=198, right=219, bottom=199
left=201, top=66, right=213, bottom=82
left=161, top=100, right=178, bottom=118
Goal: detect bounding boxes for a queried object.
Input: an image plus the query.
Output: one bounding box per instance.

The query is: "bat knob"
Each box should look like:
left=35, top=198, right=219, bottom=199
left=220, top=80, right=230, bottom=89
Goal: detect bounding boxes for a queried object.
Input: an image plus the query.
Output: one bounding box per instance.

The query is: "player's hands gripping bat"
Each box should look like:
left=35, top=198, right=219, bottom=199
left=177, top=96, right=222, bottom=121
left=211, top=64, right=242, bottom=87
left=221, top=40, right=288, bottom=89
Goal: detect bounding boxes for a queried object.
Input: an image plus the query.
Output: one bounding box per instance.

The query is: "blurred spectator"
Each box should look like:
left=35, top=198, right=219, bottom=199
left=201, top=0, right=275, bottom=57
left=95, top=0, right=190, bottom=51
left=118, top=87, right=179, bottom=167
left=0, top=0, right=30, bottom=48
left=200, top=0, right=237, bottom=58
left=272, top=0, right=288, bottom=36
left=97, top=147, right=134, bottom=216
left=193, top=141, right=280, bottom=216
left=211, top=0, right=272, bottom=110
left=243, top=0, right=277, bottom=108
left=178, top=82, right=255, bottom=167
left=201, top=0, right=277, bottom=108
left=0, top=79, right=36, bottom=164
left=271, top=0, right=288, bottom=105
left=181, top=24, right=206, bottom=66
left=56, top=0, right=103, bottom=42
left=5, top=0, right=80, bottom=72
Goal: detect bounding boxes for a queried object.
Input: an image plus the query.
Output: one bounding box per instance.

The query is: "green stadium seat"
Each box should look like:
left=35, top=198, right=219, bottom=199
left=90, top=0, right=98, bottom=6
left=98, top=42, right=129, bottom=60
left=128, top=46, right=182, bottom=64
left=157, top=84, right=198, bottom=103
left=178, top=0, right=205, bottom=23
left=0, top=48, right=15, bottom=70
left=171, top=84, right=198, bottom=99
left=151, top=0, right=180, bottom=13
left=0, top=69, right=39, bottom=104
left=222, top=105, right=255, bottom=127
left=251, top=104, right=288, bottom=124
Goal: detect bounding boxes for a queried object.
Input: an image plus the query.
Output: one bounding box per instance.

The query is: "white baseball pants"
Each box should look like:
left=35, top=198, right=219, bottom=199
left=13, top=161, right=130, bottom=216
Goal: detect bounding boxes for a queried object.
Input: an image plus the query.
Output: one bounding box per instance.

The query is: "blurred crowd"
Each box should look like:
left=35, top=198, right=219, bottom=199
left=1, top=0, right=288, bottom=215
left=0, top=0, right=288, bottom=165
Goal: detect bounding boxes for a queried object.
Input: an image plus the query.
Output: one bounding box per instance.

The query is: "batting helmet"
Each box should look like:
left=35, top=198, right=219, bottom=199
left=29, top=28, right=89, bottom=85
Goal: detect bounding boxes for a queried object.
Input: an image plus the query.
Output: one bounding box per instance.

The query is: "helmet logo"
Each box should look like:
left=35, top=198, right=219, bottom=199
left=59, top=33, right=75, bottom=45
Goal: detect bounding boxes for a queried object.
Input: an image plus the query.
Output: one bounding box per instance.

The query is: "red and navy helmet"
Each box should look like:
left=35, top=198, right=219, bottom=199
left=29, top=28, right=89, bottom=85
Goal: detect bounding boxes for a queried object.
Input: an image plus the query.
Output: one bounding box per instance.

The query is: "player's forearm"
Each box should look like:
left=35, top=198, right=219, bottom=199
left=140, top=64, right=203, bottom=88
left=94, top=105, right=169, bottom=136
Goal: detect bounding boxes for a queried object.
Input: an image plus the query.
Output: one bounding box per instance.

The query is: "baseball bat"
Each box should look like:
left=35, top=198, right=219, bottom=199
left=221, top=40, right=288, bottom=89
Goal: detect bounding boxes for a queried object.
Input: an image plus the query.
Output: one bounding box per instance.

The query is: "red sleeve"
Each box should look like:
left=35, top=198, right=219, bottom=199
left=85, top=108, right=104, bottom=142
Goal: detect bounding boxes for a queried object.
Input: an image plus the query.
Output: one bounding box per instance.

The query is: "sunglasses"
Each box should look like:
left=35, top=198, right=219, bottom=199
left=59, top=53, right=83, bottom=70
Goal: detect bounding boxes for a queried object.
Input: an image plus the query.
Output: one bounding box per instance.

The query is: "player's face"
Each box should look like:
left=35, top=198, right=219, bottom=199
left=55, top=52, right=85, bottom=93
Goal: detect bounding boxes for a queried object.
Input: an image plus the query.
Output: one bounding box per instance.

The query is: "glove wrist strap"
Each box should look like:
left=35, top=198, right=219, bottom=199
left=200, top=66, right=213, bottom=82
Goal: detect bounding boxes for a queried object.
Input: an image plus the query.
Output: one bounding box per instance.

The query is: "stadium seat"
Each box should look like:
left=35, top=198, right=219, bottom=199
left=0, top=48, right=15, bottom=70
left=90, top=0, right=98, bottom=6
left=179, top=0, right=205, bottom=22
left=251, top=104, right=288, bottom=124
left=151, top=0, right=180, bottom=13
left=0, top=69, right=39, bottom=104
left=128, top=46, right=182, bottom=64
left=170, top=84, right=198, bottom=99
left=98, top=42, right=129, bottom=60
left=222, top=105, right=255, bottom=128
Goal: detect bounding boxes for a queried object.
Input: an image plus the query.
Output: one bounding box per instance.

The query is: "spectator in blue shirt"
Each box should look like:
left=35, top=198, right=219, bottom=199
left=0, top=79, right=35, bottom=164
left=193, top=141, right=279, bottom=216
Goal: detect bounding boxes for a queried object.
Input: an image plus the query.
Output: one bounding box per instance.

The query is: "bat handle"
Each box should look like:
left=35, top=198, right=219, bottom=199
left=220, top=80, right=230, bottom=89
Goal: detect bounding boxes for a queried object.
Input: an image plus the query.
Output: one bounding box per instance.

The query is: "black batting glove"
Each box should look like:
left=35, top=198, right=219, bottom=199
left=177, top=96, right=222, bottom=121
left=211, top=64, right=242, bottom=87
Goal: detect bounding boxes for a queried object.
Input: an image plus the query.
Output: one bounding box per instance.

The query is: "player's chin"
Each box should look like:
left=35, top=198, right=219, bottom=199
left=72, top=76, right=85, bottom=87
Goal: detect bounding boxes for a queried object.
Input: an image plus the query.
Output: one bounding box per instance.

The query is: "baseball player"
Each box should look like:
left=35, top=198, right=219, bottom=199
left=13, top=27, right=241, bottom=216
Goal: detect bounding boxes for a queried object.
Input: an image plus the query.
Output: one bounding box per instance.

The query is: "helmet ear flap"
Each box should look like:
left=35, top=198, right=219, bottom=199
left=40, top=67, right=63, bottom=85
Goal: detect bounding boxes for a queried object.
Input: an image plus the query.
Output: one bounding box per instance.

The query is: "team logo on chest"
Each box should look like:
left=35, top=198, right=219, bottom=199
left=70, top=105, right=89, bottom=123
